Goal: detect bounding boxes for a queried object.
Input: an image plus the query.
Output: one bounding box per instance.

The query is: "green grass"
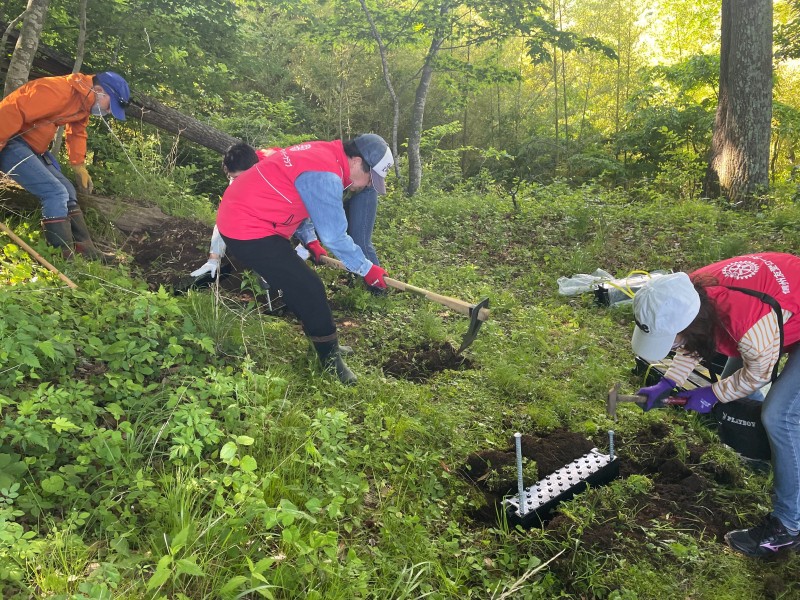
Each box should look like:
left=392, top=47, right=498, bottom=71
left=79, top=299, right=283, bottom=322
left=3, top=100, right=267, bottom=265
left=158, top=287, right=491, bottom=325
left=1, top=181, right=799, bottom=599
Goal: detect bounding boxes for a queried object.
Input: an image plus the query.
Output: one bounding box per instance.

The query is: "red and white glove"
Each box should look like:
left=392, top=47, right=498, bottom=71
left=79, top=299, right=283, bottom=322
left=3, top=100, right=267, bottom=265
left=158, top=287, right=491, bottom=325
left=305, top=240, right=328, bottom=265
left=364, top=264, right=388, bottom=289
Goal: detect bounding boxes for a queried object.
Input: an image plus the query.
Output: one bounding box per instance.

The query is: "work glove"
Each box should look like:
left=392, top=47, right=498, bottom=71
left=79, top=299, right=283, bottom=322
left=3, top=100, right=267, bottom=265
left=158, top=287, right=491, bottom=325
left=636, top=377, right=677, bottom=412
left=190, top=258, right=219, bottom=278
left=364, top=264, right=388, bottom=289
left=71, top=163, right=93, bottom=194
left=305, top=240, right=328, bottom=265
left=209, top=225, right=226, bottom=258
left=676, top=387, right=718, bottom=414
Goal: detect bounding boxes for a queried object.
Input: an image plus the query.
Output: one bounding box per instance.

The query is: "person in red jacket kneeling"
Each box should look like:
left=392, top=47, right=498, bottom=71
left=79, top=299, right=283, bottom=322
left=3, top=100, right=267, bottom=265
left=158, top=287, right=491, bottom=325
left=216, top=134, right=393, bottom=385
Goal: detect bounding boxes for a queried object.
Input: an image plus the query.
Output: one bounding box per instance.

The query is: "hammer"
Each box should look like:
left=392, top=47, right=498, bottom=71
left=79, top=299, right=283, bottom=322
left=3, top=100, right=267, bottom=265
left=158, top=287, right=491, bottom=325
left=607, top=383, right=687, bottom=419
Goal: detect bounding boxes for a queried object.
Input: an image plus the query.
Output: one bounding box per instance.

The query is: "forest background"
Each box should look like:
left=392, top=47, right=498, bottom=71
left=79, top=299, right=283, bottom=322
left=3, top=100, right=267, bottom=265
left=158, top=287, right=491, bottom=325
left=2, top=0, right=800, bottom=598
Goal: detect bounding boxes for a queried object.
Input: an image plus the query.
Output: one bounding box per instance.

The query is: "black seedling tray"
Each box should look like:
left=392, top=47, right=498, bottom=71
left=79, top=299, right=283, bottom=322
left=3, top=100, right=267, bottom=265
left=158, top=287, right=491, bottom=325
left=504, top=448, right=619, bottom=529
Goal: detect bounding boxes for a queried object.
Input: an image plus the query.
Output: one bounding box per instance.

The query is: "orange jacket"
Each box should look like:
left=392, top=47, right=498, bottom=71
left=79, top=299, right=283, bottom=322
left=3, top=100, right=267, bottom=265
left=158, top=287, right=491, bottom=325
left=0, top=73, right=98, bottom=165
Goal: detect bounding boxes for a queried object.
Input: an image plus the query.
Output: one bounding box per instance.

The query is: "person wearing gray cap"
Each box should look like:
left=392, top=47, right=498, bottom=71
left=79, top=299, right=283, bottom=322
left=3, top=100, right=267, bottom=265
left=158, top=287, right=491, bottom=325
left=215, top=134, right=394, bottom=385
left=630, top=253, right=800, bottom=558
left=191, top=140, right=387, bottom=294
left=0, top=71, right=131, bottom=260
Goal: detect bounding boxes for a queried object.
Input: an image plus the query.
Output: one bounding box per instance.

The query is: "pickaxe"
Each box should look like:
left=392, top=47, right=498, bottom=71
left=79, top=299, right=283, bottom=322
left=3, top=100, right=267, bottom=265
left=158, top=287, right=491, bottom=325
left=319, top=255, right=490, bottom=353
left=607, top=383, right=686, bottom=420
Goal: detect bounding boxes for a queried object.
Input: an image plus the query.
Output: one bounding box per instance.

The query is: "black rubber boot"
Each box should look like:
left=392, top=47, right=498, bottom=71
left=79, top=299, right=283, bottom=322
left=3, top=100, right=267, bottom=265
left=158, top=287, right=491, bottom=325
left=313, top=340, right=357, bottom=385
left=68, top=209, right=112, bottom=262
left=41, top=218, right=74, bottom=258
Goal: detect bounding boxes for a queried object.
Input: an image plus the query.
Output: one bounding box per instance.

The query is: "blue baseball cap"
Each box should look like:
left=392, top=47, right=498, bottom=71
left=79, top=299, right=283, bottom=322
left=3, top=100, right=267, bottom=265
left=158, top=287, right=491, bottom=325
left=95, top=71, right=131, bottom=120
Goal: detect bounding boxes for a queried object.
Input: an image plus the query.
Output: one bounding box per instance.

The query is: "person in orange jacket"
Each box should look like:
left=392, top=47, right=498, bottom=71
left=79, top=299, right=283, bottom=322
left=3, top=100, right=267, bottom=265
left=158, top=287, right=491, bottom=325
left=0, top=71, right=131, bottom=259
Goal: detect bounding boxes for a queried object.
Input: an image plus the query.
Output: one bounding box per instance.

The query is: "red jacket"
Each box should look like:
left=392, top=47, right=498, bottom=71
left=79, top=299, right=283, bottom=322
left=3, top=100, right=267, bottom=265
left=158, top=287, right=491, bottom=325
left=0, top=74, right=98, bottom=165
left=217, top=140, right=351, bottom=240
left=692, top=253, right=800, bottom=356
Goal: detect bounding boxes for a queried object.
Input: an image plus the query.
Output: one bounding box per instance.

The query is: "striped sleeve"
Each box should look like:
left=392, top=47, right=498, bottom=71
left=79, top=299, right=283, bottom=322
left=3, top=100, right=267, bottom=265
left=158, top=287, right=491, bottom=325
left=711, top=309, right=791, bottom=403
left=664, top=351, right=700, bottom=387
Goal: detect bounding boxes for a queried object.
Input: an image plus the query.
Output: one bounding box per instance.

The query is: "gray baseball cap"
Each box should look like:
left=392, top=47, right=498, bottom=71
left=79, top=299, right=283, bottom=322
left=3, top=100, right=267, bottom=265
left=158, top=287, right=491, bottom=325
left=353, top=134, right=393, bottom=194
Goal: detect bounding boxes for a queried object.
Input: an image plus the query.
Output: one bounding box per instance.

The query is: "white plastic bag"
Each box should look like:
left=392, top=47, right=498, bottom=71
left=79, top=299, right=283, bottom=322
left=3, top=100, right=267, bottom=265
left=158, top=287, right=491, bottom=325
left=557, top=269, right=614, bottom=296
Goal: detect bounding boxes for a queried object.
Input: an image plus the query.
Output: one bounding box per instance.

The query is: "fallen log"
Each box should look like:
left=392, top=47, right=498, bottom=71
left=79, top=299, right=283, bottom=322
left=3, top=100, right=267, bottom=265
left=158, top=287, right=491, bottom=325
left=1, top=20, right=241, bottom=153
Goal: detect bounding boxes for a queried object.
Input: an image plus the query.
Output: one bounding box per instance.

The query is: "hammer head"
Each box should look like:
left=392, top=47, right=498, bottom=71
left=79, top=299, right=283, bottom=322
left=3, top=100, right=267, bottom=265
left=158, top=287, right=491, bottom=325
left=607, top=384, right=648, bottom=419
left=607, top=383, right=621, bottom=419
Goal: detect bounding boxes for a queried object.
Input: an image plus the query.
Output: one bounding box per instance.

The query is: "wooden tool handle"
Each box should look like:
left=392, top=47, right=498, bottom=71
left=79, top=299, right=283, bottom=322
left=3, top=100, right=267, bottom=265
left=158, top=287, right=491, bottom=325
left=0, top=221, right=78, bottom=289
left=617, top=393, right=687, bottom=406
left=615, top=393, right=646, bottom=403
left=319, top=255, right=490, bottom=321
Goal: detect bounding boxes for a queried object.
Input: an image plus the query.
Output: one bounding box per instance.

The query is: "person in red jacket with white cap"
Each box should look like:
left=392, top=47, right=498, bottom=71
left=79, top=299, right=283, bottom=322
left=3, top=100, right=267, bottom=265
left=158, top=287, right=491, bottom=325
left=631, top=253, right=800, bottom=557
left=0, top=71, right=131, bottom=259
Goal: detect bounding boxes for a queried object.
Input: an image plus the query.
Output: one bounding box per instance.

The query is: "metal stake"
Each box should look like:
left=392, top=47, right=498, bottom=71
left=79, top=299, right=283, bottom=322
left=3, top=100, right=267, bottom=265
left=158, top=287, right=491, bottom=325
left=514, top=432, right=526, bottom=515
left=608, top=430, right=615, bottom=460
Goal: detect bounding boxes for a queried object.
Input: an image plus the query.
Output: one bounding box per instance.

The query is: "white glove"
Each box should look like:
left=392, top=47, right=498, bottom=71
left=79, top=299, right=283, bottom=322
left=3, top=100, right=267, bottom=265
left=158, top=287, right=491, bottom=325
left=190, top=258, right=220, bottom=278
left=295, top=243, right=311, bottom=260
left=209, top=225, right=226, bottom=257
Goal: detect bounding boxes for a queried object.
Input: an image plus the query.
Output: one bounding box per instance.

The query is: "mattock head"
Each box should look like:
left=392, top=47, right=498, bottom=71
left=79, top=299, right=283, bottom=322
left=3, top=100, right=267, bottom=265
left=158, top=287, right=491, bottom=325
left=457, top=297, right=490, bottom=354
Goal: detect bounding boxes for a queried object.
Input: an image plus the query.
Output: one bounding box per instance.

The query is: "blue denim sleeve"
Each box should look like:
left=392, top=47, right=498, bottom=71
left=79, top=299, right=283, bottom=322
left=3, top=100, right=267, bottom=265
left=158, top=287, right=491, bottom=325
left=295, top=172, right=372, bottom=276
left=293, top=218, right=318, bottom=246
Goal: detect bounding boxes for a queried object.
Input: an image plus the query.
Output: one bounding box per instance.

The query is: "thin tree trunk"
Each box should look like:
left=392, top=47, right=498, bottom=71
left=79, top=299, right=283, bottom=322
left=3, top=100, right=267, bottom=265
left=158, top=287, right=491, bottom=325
left=558, top=0, right=568, bottom=146
left=358, top=0, right=401, bottom=180
left=52, top=0, right=88, bottom=155
left=406, top=5, right=449, bottom=197
left=551, top=0, right=559, bottom=170
left=703, top=0, right=772, bottom=205
left=461, top=42, right=470, bottom=175
left=3, top=0, right=49, bottom=96
left=1, top=8, right=30, bottom=63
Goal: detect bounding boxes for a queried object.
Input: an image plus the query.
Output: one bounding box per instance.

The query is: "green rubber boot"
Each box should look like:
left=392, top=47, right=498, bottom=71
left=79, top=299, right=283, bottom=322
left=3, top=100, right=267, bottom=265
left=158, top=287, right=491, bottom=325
left=313, top=339, right=358, bottom=385
left=41, top=218, right=74, bottom=258
left=68, top=209, right=112, bottom=262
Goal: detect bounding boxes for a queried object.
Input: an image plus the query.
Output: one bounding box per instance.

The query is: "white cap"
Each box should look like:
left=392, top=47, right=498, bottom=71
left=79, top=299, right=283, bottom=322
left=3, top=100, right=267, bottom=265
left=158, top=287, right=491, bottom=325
left=631, top=272, right=701, bottom=361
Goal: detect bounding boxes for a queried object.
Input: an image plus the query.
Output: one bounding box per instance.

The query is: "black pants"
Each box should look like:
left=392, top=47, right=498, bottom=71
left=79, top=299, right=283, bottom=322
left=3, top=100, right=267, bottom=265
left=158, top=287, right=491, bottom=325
left=221, top=234, right=337, bottom=342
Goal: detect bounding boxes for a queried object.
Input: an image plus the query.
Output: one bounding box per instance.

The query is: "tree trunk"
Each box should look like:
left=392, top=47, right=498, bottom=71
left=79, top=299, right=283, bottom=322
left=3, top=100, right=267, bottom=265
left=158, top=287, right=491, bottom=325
left=703, top=0, right=773, bottom=205
left=358, top=0, right=401, bottom=180
left=406, top=6, right=449, bottom=197
left=1, top=9, right=30, bottom=63
left=53, top=0, right=88, bottom=155
left=3, top=0, right=49, bottom=96
left=124, top=94, right=241, bottom=154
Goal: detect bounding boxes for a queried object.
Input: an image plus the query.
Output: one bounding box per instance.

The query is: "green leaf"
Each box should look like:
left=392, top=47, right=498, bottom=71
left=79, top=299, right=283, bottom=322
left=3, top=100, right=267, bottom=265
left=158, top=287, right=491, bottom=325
left=236, top=435, right=255, bottom=446
left=146, top=555, right=173, bottom=591
left=220, top=441, right=237, bottom=463
left=41, top=475, right=65, bottom=493
left=49, top=417, right=80, bottom=433
left=36, top=340, right=55, bottom=360
left=176, top=557, right=206, bottom=577
left=170, top=526, right=190, bottom=554
left=220, top=575, right=248, bottom=596
left=239, top=455, right=257, bottom=472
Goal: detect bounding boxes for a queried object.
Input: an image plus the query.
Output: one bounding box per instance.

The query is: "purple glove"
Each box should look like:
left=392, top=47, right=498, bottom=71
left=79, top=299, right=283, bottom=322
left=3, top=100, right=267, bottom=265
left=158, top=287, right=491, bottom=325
left=636, top=377, right=677, bottom=412
left=676, top=387, right=718, bottom=414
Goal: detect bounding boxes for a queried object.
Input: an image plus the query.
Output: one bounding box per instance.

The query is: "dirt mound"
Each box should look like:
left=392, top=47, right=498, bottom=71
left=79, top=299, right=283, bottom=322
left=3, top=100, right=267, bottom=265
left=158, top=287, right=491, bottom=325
left=382, top=342, right=475, bottom=382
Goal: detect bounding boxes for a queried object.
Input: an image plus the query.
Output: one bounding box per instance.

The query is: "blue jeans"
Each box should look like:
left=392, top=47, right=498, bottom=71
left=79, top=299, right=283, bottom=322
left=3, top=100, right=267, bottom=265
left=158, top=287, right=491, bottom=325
left=0, top=138, right=78, bottom=219
left=344, top=187, right=380, bottom=266
left=760, top=350, right=800, bottom=531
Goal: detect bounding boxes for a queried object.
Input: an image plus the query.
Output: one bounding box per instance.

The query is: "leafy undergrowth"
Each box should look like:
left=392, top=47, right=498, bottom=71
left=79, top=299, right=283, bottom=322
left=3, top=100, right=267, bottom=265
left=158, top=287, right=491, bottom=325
left=1, top=182, right=799, bottom=599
